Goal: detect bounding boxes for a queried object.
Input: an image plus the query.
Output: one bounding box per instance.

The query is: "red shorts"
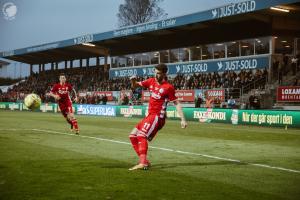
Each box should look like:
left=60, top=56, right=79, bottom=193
left=135, top=114, right=165, bottom=141
left=58, top=101, right=73, bottom=118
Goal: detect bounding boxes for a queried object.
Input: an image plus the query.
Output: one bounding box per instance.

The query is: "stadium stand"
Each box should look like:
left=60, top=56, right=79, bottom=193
left=0, top=65, right=269, bottom=108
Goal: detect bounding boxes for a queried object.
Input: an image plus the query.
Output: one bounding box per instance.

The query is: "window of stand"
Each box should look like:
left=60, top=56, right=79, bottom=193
left=213, top=43, right=225, bottom=59
left=255, top=37, right=270, bottom=55
left=201, top=45, right=213, bottom=60
left=134, top=54, right=142, bottom=66
left=275, top=36, right=294, bottom=55
left=190, top=46, right=201, bottom=61
left=179, top=48, right=189, bottom=62
left=169, top=49, right=179, bottom=63
left=151, top=52, right=159, bottom=64
left=111, top=56, right=128, bottom=68
left=240, top=39, right=254, bottom=56
left=227, top=41, right=240, bottom=57
left=141, top=53, right=150, bottom=65
left=111, top=37, right=272, bottom=67
left=159, top=50, right=169, bottom=63
left=126, top=55, right=134, bottom=67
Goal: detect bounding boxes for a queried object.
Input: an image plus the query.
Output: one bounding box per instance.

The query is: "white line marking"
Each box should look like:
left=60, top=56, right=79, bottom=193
left=1, top=128, right=299, bottom=174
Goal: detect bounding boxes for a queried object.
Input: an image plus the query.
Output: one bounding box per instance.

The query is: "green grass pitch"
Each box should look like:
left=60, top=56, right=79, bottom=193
left=0, top=110, right=299, bottom=200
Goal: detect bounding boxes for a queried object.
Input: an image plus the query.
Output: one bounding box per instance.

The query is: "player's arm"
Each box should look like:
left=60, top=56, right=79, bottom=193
left=173, top=100, right=187, bottom=129
left=71, top=88, right=78, bottom=103
left=46, top=85, right=60, bottom=100
left=48, top=91, right=60, bottom=100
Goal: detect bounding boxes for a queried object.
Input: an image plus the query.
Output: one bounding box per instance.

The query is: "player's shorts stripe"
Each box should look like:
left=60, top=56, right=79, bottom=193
left=146, top=115, right=158, bottom=137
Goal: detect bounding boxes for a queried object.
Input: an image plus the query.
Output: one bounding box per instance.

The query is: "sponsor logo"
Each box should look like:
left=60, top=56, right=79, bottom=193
left=212, top=1, right=256, bottom=19
left=74, top=34, right=93, bottom=44
left=2, top=2, right=17, bottom=20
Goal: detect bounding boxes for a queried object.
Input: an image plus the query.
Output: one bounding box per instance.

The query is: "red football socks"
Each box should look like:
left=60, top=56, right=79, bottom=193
left=137, top=136, right=148, bottom=165
left=130, top=136, right=140, bottom=156
left=66, top=118, right=72, bottom=125
left=71, top=119, right=79, bottom=130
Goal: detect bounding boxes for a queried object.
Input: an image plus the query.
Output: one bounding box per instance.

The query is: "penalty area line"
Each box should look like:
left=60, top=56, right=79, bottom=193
left=9, top=128, right=298, bottom=174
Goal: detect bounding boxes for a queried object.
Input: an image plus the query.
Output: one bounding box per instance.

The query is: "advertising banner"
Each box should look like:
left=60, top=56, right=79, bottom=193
left=277, top=86, right=300, bottom=102
left=109, top=55, right=270, bottom=78
left=0, top=102, right=9, bottom=109
left=116, top=106, right=146, bottom=118
left=175, top=90, right=195, bottom=102
left=142, top=90, right=195, bottom=102
left=1, top=102, right=300, bottom=128
left=77, top=104, right=116, bottom=116
left=205, top=89, right=225, bottom=101
left=238, top=110, right=300, bottom=127
left=93, top=91, right=114, bottom=101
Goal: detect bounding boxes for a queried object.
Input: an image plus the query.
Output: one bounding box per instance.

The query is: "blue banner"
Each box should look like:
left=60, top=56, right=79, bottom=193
left=1, top=0, right=298, bottom=58
left=109, top=55, right=269, bottom=78
left=77, top=104, right=116, bottom=116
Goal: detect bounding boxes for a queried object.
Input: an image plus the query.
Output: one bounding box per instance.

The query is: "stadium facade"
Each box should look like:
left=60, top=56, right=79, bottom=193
left=0, top=0, right=300, bottom=106
left=0, top=0, right=299, bottom=77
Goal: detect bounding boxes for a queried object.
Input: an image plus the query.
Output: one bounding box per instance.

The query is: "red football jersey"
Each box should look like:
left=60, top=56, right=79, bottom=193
left=139, top=78, right=177, bottom=118
left=51, top=83, right=73, bottom=103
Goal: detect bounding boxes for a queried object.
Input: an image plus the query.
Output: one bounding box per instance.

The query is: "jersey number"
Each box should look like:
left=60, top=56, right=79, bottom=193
left=143, top=122, right=151, bottom=130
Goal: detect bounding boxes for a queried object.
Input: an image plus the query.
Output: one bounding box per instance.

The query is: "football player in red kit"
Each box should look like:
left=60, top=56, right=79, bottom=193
left=129, top=64, right=187, bottom=170
left=47, top=74, right=79, bottom=134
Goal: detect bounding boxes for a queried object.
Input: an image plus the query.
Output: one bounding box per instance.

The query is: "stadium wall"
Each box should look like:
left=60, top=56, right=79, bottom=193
left=1, top=102, right=299, bottom=128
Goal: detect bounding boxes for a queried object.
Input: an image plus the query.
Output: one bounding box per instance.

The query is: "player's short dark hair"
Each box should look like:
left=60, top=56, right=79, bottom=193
left=59, top=73, right=66, bottom=77
left=155, top=64, right=168, bottom=73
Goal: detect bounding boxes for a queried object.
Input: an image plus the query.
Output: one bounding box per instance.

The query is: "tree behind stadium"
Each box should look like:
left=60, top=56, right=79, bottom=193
left=117, top=0, right=167, bottom=27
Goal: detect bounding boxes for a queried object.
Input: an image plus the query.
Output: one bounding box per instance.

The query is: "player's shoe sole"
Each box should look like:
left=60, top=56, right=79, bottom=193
left=129, top=163, right=149, bottom=171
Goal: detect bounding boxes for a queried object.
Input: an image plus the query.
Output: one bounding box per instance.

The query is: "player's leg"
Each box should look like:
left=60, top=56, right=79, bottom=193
left=62, top=112, right=72, bottom=125
left=67, top=113, right=79, bottom=134
left=66, top=104, right=79, bottom=134
left=129, top=115, right=160, bottom=170
left=129, top=128, right=140, bottom=156
left=59, top=103, right=73, bottom=129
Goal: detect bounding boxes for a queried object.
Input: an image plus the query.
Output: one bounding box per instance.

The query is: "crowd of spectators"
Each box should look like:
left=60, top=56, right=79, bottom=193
left=172, top=69, right=268, bottom=90
left=0, top=66, right=268, bottom=106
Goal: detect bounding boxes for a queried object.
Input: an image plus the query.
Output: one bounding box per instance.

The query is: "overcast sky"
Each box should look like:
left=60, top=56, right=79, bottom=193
left=0, top=0, right=244, bottom=52
left=0, top=0, right=246, bottom=78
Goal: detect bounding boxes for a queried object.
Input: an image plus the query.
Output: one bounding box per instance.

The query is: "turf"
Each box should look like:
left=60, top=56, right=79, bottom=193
left=0, top=110, right=299, bottom=200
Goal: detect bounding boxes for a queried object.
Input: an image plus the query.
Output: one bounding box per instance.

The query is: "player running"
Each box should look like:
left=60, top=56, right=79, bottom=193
left=129, top=64, right=187, bottom=170
left=47, top=73, right=79, bottom=134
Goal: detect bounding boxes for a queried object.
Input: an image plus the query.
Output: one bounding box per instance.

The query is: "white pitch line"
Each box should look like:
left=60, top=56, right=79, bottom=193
left=2, top=128, right=300, bottom=174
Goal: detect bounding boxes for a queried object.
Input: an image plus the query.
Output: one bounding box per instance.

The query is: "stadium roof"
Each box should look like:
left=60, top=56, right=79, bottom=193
left=1, top=0, right=300, bottom=65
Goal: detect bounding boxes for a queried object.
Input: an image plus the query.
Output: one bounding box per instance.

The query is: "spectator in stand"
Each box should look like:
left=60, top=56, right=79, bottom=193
left=122, top=94, right=129, bottom=105
left=205, top=97, right=214, bottom=108
left=253, top=95, right=260, bottom=109
left=291, top=56, right=298, bottom=75
left=0, top=66, right=269, bottom=105
left=227, top=96, right=236, bottom=109
left=195, top=94, right=202, bottom=108
left=214, top=97, right=221, bottom=108
left=249, top=94, right=255, bottom=110
left=293, top=78, right=300, bottom=86
left=102, top=94, right=108, bottom=105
